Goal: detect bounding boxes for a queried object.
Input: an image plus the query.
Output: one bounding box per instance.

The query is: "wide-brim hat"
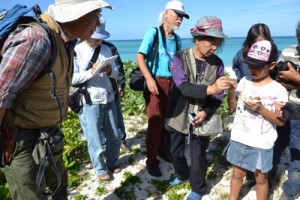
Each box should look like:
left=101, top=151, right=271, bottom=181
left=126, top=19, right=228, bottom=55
left=47, top=0, right=113, bottom=23
left=190, top=16, right=228, bottom=38
left=165, top=0, right=189, bottom=19
left=90, top=18, right=110, bottom=40
left=244, top=40, right=278, bottom=67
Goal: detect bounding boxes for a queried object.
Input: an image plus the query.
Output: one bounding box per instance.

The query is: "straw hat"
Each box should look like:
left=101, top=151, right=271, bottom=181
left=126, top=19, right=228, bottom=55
left=47, top=0, right=113, bottom=23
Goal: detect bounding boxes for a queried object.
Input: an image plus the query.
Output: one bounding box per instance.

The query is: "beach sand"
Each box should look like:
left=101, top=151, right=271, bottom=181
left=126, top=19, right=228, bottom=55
left=68, top=68, right=293, bottom=200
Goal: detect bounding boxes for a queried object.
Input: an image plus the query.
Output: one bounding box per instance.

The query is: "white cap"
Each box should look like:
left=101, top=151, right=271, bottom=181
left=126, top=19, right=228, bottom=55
left=165, top=0, right=189, bottom=19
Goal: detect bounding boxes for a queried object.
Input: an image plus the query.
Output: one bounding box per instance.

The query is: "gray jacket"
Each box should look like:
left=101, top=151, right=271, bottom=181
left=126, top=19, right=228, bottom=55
left=165, top=48, right=224, bottom=134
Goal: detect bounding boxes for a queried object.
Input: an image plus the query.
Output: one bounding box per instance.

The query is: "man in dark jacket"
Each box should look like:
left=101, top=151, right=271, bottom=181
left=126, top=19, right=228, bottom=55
left=275, top=21, right=300, bottom=200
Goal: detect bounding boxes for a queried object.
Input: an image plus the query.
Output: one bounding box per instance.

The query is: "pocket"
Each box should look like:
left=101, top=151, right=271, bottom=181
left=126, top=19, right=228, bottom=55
left=32, top=127, right=64, bottom=165
left=51, top=138, right=64, bottom=162
left=45, top=127, right=64, bottom=156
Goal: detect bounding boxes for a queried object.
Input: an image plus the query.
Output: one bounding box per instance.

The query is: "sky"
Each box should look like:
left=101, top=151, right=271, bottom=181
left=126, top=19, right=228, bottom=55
left=2, top=0, right=300, bottom=40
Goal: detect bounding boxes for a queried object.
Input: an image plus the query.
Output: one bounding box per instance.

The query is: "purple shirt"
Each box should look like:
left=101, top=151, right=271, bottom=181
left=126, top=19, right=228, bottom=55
left=172, top=54, right=225, bottom=100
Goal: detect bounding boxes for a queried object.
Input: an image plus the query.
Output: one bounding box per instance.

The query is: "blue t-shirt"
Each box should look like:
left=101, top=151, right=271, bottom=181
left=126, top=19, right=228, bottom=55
left=138, top=27, right=181, bottom=77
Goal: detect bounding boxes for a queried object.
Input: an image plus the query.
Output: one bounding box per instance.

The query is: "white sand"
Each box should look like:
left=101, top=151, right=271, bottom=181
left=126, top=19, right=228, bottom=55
left=67, top=68, right=295, bottom=200
left=68, top=114, right=291, bottom=200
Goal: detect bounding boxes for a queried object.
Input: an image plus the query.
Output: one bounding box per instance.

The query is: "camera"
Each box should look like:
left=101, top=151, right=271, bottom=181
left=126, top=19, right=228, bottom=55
left=188, top=113, right=196, bottom=122
left=276, top=61, right=300, bottom=72
left=271, top=61, right=300, bottom=81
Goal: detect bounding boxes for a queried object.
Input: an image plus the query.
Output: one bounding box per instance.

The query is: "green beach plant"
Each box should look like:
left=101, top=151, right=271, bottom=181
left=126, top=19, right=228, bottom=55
left=121, top=61, right=146, bottom=116
left=113, top=171, right=141, bottom=199
left=95, top=186, right=108, bottom=196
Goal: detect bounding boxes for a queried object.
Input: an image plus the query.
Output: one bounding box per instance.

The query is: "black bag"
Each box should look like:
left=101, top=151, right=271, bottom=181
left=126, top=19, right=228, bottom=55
left=68, top=87, right=87, bottom=114
left=129, top=27, right=159, bottom=91
left=68, top=45, right=101, bottom=114
left=129, top=68, right=147, bottom=91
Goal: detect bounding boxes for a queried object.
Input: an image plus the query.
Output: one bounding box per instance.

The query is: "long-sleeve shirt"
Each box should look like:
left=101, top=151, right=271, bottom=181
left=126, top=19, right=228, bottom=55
left=232, top=48, right=251, bottom=82
left=72, top=41, right=119, bottom=104
left=102, top=41, right=125, bottom=89
left=170, top=53, right=225, bottom=116
left=0, top=25, right=51, bottom=108
left=0, top=21, right=73, bottom=109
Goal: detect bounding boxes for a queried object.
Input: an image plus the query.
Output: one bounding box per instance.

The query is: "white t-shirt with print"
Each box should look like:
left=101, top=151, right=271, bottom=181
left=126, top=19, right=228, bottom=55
left=230, top=76, right=288, bottom=149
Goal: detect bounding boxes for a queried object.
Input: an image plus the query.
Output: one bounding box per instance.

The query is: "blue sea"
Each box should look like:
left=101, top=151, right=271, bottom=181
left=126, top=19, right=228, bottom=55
left=108, top=36, right=296, bottom=67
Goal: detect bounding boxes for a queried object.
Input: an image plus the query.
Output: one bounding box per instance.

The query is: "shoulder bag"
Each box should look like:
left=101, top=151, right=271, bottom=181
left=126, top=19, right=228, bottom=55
left=69, top=45, right=101, bottom=114
left=192, top=112, right=223, bottom=137
left=129, top=27, right=159, bottom=91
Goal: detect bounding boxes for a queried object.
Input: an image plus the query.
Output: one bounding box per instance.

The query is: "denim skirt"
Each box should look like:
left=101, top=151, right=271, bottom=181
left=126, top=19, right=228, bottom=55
left=225, top=140, right=273, bottom=173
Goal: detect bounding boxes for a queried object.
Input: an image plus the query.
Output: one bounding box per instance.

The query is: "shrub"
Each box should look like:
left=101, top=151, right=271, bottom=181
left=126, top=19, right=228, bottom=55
left=121, top=61, right=146, bottom=116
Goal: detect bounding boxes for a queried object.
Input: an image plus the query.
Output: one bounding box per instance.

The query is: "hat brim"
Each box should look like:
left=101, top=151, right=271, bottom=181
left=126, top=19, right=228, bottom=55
left=48, top=0, right=113, bottom=23
left=190, top=29, right=228, bottom=39
left=172, top=9, right=189, bottom=19
left=91, top=31, right=110, bottom=40
left=244, top=56, right=267, bottom=67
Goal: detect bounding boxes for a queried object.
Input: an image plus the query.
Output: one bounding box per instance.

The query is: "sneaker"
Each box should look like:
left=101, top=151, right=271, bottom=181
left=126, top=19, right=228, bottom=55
left=169, top=176, right=182, bottom=186
left=98, top=173, right=111, bottom=181
left=109, top=166, right=122, bottom=174
left=187, top=191, right=202, bottom=200
left=146, top=165, right=162, bottom=177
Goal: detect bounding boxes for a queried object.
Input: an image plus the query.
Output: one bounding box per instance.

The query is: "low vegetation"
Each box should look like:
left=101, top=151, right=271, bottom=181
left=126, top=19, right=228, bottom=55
left=0, top=61, right=233, bottom=199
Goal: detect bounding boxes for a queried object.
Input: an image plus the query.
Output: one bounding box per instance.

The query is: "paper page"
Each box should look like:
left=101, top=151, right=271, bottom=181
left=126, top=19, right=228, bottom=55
left=92, top=55, right=118, bottom=77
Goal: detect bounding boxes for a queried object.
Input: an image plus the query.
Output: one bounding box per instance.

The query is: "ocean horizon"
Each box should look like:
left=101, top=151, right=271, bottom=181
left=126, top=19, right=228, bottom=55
left=108, top=36, right=297, bottom=67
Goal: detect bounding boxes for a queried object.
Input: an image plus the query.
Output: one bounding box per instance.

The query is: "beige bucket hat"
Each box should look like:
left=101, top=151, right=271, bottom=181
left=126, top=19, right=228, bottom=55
left=47, top=0, right=113, bottom=23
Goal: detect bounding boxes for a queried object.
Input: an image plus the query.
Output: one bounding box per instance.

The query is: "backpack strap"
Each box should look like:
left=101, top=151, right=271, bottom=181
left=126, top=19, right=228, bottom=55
left=25, top=18, right=62, bottom=124
left=149, top=27, right=159, bottom=73
left=87, top=45, right=101, bottom=70
left=72, top=44, right=101, bottom=105
left=159, top=24, right=179, bottom=52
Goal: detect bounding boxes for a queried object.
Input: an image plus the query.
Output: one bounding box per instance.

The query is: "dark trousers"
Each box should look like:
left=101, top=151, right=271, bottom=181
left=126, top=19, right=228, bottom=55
left=189, top=135, right=210, bottom=195
left=143, top=78, right=172, bottom=167
left=282, top=120, right=300, bottom=199
left=271, top=120, right=291, bottom=175
left=169, top=131, right=210, bottom=195
left=169, top=131, right=190, bottom=180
